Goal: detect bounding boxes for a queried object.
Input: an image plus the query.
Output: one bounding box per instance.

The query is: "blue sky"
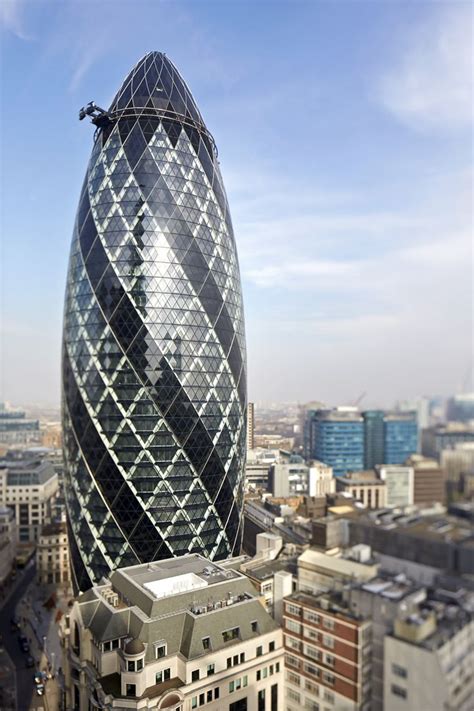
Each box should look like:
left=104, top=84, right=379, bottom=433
left=0, top=0, right=472, bottom=408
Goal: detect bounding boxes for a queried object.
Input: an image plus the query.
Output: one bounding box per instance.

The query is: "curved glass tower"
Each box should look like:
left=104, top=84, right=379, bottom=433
left=62, top=52, right=246, bottom=590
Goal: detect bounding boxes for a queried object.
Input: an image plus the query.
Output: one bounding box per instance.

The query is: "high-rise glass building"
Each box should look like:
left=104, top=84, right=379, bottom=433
left=383, top=414, right=418, bottom=464
left=62, top=52, right=247, bottom=590
left=311, top=408, right=364, bottom=477
left=363, top=410, right=385, bottom=468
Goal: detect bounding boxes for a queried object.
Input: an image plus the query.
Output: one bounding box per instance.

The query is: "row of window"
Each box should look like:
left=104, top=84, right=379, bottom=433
left=256, top=662, right=280, bottom=681
left=285, top=620, right=335, bottom=649
left=191, top=687, right=220, bottom=707
left=286, top=672, right=335, bottom=704
left=286, top=655, right=336, bottom=687
left=285, top=606, right=335, bottom=631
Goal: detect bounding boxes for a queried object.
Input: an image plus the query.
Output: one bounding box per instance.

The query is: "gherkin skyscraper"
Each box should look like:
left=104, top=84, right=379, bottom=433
left=62, top=52, right=246, bottom=591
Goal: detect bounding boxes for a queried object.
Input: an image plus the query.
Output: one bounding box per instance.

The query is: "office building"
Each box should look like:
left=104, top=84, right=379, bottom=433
left=446, top=392, right=474, bottom=423
left=298, top=547, right=379, bottom=595
left=440, top=442, right=474, bottom=482
left=63, top=554, right=283, bottom=710
left=383, top=413, right=418, bottom=465
left=405, top=455, right=446, bottom=506
left=421, top=423, right=474, bottom=460
left=62, top=52, right=247, bottom=589
left=0, top=403, right=40, bottom=447
left=308, top=461, right=335, bottom=497
left=384, top=594, right=474, bottom=711
left=269, top=458, right=309, bottom=498
left=0, top=452, right=58, bottom=542
left=36, top=521, right=70, bottom=588
left=336, top=471, right=387, bottom=509
left=362, top=410, right=385, bottom=469
left=247, top=402, right=255, bottom=451
left=311, top=408, right=364, bottom=477
left=376, top=465, right=414, bottom=507
left=283, top=590, right=372, bottom=711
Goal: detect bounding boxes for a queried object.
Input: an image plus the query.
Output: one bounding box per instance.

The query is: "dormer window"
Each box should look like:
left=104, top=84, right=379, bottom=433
left=154, top=641, right=167, bottom=659
left=202, top=637, right=211, bottom=650
left=222, top=627, right=240, bottom=643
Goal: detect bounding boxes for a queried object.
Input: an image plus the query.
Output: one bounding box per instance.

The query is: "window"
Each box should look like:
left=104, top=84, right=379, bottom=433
left=322, top=635, right=334, bottom=649
left=276, top=662, right=280, bottom=673
left=202, top=637, right=211, bottom=650
left=191, top=670, right=200, bottom=682
left=392, top=664, right=408, bottom=679
left=222, top=627, right=240, bottom=643
left=391, top=684, right=407, bottom=699
left=229, top=699, right=248, bottom=711
left=240, top=652, right=245, bottom=663
left=269, top=664, right=274, bottom=675
left=322, top=618, right=334, bottom=631
left=286, top=636, right=301, bottom=651
left=304, top=663, right=320, bottom=678
left=137, top=659, right=143, bottom=671
left=155, top=643, right=166, bottom=659
left=227, top=657, right=232, bottom=669
left=103, top=641, right=111, bottom=652
left=214, top=687, right=220, bottom=700
left=271, top=683, right=278, bottom=711
left=304, top=701, right=319, bottom=711
left=287, top=604, right=301, bottom=616
left=286, top=619, right=302, bottom=633
left=155, top=668, right=171, bottom=684
left=304, top=610, right=321, bottom=625
left=287, top=671, right=300, bottom=686
left=251, top=620, right=258, bottom=633
left=269, top=641, right=275, bottom=652
left=256, top=670, right=261, bottom=681
left=207, top=663, right=215, bottom=676
left=288, top=689, right=301, bottom=703
left=305, top=680, right=319, bottom=695
left=286, top=654, right=300, bottom=669
left=324, top=654, right=335, bottom=667
left=233, top=655, right=239, bottom=666
left=199, top=693, right=205, bottom=706
left=258, top=689, right=265, bottom=711
left=127, top=660, right=135, bottom=672
left=323, top=672, right=335, bottom=686
left=229, top=680, right=235, bottom=693
left=256, top=645, right=263, bottom=657
left=191, top=698, right=197, bottom=710
left=207, top=690, right=212, bottom=703
left=323, top=690, right=334, bottom=703
left=304, top=627, right=319, bottom=641
left=125, top=684, right=136, bottom=697
left=112, top=639, right=119, bottom=649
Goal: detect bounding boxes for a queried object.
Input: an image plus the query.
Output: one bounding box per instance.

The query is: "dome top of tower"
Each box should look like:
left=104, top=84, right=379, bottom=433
left=108, top=52, right=206, bottom=130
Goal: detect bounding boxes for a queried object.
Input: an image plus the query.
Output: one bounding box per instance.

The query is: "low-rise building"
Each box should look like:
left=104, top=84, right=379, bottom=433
left=283, top=590, right=372, bottom=710
left=63, top=553, right=284, bottom=710
left=308, top=461, right=335, bottom=497
left=36, top=521, right=70, bottom=588
left=336, top=471, right=387, bottom=509
left=384, top=594, right=474, bottom=711
left=406, top=455, right=446, bottom=506
left=269, top=458, right=309, bottom=498
left=298, top=547, right=379, bottom=595
left=0, top=452, right=59, bottom=543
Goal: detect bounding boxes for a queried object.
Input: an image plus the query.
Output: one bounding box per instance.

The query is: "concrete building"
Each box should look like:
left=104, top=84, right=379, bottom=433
left=0, top=506, right=17, bottom=588
left=36, top=521, right=70, bottom=588
left=335, top=471, right=387, bottom=509
left=247, top=402, right=255, bottom=451
left=0, top=452, right=59, bottom=543
left=297, top=547, right=379, bottom=595
left=384, top=593, right=474, bottom=711
left=308, top=461, right=335, bottom=497
left=441, top=442, right=474, bottom=482
left=406, top=455, right=446, bottom=505
left=63, top=554, right=284, bottom=710
left=348, top=509, right=474, bottom=575
left=283, top=590, right=372, bottom=711
left=311, top=516, right=351, bottom=551
left=346, top=575, right=427, bottom=711
left=269, top=459, right=309, bottom=498
left=376, top=465, right=414, bottom=507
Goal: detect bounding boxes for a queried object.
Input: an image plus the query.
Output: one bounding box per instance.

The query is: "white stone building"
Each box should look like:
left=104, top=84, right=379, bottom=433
left=63, top=554, right=284, bottom=710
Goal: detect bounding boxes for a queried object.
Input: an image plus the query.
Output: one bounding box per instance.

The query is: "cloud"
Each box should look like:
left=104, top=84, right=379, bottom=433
left=0, top=0, right=30, bottom=40
left=376, top=4, right=473, bottom=130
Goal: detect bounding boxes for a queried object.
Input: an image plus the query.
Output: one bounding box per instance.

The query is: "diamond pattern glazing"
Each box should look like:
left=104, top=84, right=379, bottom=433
left=62, top=52, right=247, bottom=590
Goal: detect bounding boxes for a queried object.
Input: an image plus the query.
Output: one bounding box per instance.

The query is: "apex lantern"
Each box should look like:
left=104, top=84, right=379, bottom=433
left=62, top=52, right=247, bottom=590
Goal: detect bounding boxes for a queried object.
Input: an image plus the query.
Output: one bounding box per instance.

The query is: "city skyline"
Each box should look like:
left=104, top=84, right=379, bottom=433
left=1, top=0, right=472, bottom=408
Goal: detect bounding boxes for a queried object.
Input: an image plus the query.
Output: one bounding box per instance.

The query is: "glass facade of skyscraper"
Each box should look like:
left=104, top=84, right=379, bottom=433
left=383, top=415, right=418, bottom=464
left=311, top=409, right=364, bottom=477
left=363, top=410, right=385, bottom=468
left=62, top=52, right=246, bottom=590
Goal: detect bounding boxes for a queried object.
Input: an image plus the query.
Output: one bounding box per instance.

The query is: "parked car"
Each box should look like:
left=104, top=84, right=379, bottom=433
left=10, top=616, right=20, bottom=632
left=25, top=655, right=35, bottom=668
left=18, top=635, right=29, bottom=653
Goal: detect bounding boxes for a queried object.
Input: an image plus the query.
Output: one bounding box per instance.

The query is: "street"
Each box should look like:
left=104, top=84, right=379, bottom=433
left=0, top=562, right=64, bottom=711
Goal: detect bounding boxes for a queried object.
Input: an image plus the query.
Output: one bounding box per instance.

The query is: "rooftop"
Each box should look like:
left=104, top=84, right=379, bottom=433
left=355, top=510, right=474, bottom=545
left=360, top=574, right=424, bottom=601
left=0, top=456, right=57, bottom=486
left=286, top=590, right=365, bottom=624
left=338, top=470, right=385, bottom=485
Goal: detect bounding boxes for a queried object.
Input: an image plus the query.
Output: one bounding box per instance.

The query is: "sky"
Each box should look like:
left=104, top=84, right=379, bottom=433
left=0, top=0, right=472, bottom=409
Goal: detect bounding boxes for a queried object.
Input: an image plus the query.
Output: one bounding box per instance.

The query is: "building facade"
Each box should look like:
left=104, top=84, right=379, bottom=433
left=0, top=403, right=40, bottom=447
left=335, top=471, right=387, bottom=509
left=362, top=411, right=385, bottom=469
left=63, top=554, right=283, bottom=711
left=311, top=408, right=364, bottom=477
left=62, top=52, right=247, bottom=590
left=383, top=414, right=418, bottom=465
left=36, top=521, right=70, bottom=587
left=0, top=453, right=58, bottom=543
left=406, top=455, right=446, bottom=506
left=0, top=506, right=17, bottom=588
left=247, top=403, right=255, bottom=451
left=376, top=466, right=414, bottom=507
left=283, top=591, right=372, bottom=711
